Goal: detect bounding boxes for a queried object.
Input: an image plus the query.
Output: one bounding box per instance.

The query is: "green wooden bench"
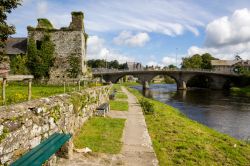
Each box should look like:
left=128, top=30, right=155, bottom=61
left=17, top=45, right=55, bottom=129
left=10, top=133, right=71, bottom=166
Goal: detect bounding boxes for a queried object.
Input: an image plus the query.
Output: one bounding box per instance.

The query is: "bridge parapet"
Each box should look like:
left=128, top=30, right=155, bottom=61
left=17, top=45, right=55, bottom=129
left=93, top=68, right=239, bottom=75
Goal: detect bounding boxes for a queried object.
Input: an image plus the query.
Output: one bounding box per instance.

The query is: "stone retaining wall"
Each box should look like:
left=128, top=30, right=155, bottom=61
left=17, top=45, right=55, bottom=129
left=0, top=86, right=110, bottom=165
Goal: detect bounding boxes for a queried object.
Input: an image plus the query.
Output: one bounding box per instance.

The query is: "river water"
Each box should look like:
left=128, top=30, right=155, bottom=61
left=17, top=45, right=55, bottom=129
left=133, top=84, right=250, bottom=140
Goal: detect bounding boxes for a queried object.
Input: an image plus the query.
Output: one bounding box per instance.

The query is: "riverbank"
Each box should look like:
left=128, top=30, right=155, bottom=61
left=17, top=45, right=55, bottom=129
left=231, top=86, right=250, bottom=96
left=127, top=87, right=250, bottom=165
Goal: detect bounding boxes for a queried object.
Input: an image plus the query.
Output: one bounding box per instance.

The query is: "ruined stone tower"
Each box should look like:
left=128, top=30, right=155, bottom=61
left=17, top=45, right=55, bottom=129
left=27, top=11, right=88, bottom=84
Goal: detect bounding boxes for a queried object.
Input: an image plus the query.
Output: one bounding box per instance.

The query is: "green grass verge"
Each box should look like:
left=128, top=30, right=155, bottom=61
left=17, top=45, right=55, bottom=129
left=116, top=92, right=128, bottom=99
left=127, top=87, right=250, bottom=166
left=73, top=117, right=125, bottom=154
left=231, top=86, right=250, bottom=96
left=110, top=100, right=128, bottom=111
left=112, top=84, right=122, bottom=92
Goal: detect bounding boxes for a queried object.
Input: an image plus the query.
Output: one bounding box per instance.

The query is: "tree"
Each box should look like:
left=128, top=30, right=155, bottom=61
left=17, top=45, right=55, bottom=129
left=235, top=54, right=242, bottom=61
left=10, top=54, right=29, bottom=74
left=181, top=54, right=202, bottom=69
left=181, top=53, right=217, bottom=69
left=168, top=64, right=177, bottom=69
left=108, top=60, right=119, bottom=69
left=0, top=0, right=21, bottom=48
left=201, top=53, right=217, bottom=69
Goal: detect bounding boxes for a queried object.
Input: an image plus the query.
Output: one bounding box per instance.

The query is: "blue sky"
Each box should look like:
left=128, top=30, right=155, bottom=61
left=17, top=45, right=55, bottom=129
left=8, top=0, right=250, bottom=66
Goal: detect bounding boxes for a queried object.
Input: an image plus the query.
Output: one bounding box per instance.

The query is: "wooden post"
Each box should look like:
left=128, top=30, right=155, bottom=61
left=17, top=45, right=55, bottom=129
left=78, top=80, right=81, bottom=91
left=28, top=79, right=32, bottom=101
left=64, top=81, right=66, bottom=93
left=2, top=78, right=7, bottom=104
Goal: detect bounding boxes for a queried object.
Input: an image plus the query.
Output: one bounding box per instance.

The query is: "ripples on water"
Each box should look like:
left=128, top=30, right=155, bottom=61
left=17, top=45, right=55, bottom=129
left=133, top=84, right=250, bottom=140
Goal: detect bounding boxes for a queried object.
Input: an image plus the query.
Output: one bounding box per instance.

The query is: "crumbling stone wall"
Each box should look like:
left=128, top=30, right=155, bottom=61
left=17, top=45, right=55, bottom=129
left=0, top=86, right=110, bottom=165
left=27, top=11, right=88, bottom=84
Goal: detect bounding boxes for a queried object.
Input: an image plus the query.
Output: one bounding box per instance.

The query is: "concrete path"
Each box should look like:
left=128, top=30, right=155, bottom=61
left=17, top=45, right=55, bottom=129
left=57, top=86, right=158, bottom=166
left=119, top=86, right=158, bottom=166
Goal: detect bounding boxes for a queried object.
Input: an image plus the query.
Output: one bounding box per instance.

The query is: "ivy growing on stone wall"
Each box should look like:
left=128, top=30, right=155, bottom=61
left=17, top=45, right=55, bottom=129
left=67, top=53, right=81, bottom=78
left=27, top=34, right=55, bottom=79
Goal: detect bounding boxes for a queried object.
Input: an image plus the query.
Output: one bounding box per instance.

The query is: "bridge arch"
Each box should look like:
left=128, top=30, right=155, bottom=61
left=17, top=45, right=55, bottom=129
left=186, top=74, right=215, bottom=89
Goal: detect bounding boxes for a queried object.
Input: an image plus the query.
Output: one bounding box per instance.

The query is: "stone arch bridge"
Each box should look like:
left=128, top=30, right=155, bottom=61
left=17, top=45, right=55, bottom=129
left=93, top=69, right=240, bottom=90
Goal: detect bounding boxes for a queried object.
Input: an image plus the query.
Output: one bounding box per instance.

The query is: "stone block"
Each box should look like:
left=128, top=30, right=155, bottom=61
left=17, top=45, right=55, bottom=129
left=30, top=136, right=41, bottom=148
left=0, top=152, right=13, bottom=164
left=42, top=124, right=50, bottom=133
left=0, top=125, right=3, bottom=135
left=30, top=124, right=42, bottom=137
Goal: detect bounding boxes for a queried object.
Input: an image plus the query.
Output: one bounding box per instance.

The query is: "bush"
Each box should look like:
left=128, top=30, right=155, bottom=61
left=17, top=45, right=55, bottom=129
left=139, top=98, right=154, bottom=115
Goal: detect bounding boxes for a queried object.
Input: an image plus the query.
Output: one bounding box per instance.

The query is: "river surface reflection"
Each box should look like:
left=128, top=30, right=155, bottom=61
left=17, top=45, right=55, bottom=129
left=133, top=84, right=250, bottom=140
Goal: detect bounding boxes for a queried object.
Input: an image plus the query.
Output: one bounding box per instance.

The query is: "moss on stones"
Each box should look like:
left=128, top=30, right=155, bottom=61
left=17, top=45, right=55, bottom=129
left=37, top=18, right=54, bottom=29
left=71, top=11, right=84, bottom=17
left=0, top=127, right=9, bottom=143
left=49, top=105, right=61, bottom=123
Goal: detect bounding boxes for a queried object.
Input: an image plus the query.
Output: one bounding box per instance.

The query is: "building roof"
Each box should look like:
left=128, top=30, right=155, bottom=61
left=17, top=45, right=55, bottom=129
left=211, top=60, right=240, bottom=66
left=0, top=38, right=27, bottom=55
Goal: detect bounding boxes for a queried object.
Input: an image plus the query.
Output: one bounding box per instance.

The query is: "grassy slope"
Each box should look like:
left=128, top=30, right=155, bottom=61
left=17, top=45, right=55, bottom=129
left=127, top=87, right=250, bottom=166
left=231, top=86, right=250, bottom=96
left=0, top=84, right=78, bottom=105
left=73, top=117, right=125, bottom=154
left=116, top=92, right=128, bottom=99
left=110, top=100, right=128, bottom=111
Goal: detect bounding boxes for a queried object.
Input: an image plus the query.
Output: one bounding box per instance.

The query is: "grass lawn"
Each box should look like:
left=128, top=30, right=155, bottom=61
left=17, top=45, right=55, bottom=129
left=0, top=83, right=78, bottom=105
left=73, top=117, right=125, bottom=154
left=111, top=84, right=122, bottom=92
left=231, top=86, right=250, bottom=96
left=110, top=100, right=128, bottom=111
left=116, top=92, right=128, bottom=99
left=127, top=87, right=250, bottom=166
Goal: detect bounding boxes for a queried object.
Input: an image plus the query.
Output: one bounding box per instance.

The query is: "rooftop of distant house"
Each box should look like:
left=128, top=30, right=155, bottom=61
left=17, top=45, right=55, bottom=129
left=211, top=60, right=250, bottom=66
left=0, top=37, right=27, bottom=55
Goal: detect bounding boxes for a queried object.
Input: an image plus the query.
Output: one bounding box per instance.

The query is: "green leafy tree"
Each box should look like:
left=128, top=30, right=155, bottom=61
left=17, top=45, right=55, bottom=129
left=0, top=0, right=21, bottom=48
left=168, top=64, right=177, bottom=69
left=181, top=53, right=217, bottom=69
left=201, top=53, right=217, bottom=69
left=109, top=60, right=119, bottom=69
left=10, top=54, right=29, bottom=74
left=182, top=54, right=202, bottom=69
left=27, top=35, right=55, bottom=79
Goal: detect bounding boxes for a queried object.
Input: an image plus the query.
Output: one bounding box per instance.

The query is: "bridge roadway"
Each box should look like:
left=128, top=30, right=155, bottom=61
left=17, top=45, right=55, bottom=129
left=93, top=69, right=241, bottom=90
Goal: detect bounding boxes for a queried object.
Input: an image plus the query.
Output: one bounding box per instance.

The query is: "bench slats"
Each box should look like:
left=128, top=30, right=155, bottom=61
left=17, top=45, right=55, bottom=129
left=10, top=133, right=71, bottom=166
left=10, top=133, right=60, bottom=166
left=33, top=134, right=71, bottom=166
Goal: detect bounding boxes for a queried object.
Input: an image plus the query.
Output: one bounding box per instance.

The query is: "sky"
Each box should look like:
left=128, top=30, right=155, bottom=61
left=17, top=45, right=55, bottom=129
left=7, top=0, right=250, bottom=66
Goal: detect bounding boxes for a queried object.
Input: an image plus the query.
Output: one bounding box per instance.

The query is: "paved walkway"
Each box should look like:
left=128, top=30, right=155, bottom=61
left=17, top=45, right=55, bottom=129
left=57, top=86, right=158, bottom=166
left=119, top=87, right=158, bottom=166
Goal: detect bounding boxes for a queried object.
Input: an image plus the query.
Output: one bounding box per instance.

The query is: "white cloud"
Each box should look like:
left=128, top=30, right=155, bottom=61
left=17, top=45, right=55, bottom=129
left=113, top=31, right=150, bottom=47
left=37, top=1, right=48, bottom=15
left=87, top=36, right=134, bottom=63
left=82, top=0, right=212, bottom=36
left=188, top=8, right=250, bottom=60
left=162, top=57, right=179, bottom=66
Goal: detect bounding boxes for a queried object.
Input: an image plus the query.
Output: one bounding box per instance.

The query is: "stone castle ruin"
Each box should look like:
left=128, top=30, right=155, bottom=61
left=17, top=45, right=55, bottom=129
left=28, top=11, right=88, bottom=83
left=1, top=11, right=88, bottom=84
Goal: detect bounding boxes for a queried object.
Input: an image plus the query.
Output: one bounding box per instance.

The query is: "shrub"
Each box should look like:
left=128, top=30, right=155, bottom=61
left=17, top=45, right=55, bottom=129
left=139, top=98, right=154, bottom=115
